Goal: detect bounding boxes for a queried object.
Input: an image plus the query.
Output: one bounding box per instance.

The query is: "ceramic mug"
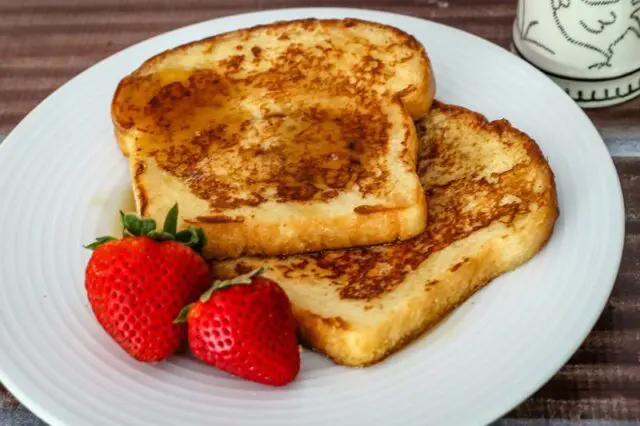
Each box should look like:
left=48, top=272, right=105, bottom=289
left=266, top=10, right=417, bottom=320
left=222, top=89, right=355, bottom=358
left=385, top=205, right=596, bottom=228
left=513, top=0, right=640, bottom=108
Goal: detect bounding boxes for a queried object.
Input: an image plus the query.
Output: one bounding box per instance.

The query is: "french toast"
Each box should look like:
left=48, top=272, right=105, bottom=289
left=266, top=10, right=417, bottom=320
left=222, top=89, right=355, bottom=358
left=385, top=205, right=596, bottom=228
left=213, top=102, right=559, bottom=367
left=111, top=18, right=435, bottom=258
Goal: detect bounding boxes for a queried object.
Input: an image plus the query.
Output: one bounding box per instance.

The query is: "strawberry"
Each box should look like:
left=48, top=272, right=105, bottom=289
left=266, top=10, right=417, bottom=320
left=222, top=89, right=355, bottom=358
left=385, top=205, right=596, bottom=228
left=84, top=204, right=211, bottom=362
left=175, top=268, right=300, bottom=386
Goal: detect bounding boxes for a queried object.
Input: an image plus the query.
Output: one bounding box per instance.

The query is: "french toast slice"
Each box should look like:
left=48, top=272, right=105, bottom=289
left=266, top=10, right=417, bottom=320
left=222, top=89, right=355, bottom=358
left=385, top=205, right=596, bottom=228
left=111, top=18, right=435, bottom=258
left=213, top=102, right=559, bottom=367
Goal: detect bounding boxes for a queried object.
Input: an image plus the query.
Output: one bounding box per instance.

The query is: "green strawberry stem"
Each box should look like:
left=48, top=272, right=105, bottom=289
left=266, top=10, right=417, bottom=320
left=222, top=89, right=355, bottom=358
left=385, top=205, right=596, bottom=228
left=84, top=236, right=116, bottom=250
left=173, top=267, right=268, bottom=324
left=174, top=303, right=194, bottom=324
left=163, top=203, right=178, bottom=235
left=84, top=203, right=207, bottom=253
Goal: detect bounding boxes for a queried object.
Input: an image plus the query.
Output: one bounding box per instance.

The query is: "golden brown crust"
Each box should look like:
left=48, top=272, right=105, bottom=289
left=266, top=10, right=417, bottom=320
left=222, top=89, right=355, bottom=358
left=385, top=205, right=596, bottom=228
left=137, top=18, right=423, bottom=68
left=111, top=18, right=435, bottom=157
left=131, top=18, right=433, bottom=116
left=214, top=101, right=559, bottom=366
left=118, top=70, right=402, bottom=208
left=112, top=17, right=433, bottom=257
left=192, top=191, right=427, bottom=258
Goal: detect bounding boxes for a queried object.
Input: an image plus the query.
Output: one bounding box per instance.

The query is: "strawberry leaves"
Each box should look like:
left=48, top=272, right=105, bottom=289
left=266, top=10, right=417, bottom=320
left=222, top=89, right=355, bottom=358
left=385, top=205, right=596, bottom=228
left=163, top=203, right=178, bottom=235
left=174, top=267, right=268, bottom=324
left=175, top=228, right=207, bottom=253
left=84, top=203, right=207, bottom=253
left=204, top=267, right=268, bottom=296
left=121, top=211, right=157, bottom=237
left=84, top=236, right=117, bottom=251
left=173, top=303, right=194, bottom=324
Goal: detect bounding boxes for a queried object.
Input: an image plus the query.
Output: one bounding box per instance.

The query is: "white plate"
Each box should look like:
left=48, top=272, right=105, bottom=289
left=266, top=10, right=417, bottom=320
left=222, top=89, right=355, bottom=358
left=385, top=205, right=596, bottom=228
left=0, top=8, right=625, bottom=426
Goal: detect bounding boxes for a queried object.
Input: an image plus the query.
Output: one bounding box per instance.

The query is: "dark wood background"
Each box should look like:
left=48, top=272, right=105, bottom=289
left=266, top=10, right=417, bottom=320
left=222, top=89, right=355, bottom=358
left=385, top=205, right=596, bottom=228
left=1, top=0, right=639, bottom=423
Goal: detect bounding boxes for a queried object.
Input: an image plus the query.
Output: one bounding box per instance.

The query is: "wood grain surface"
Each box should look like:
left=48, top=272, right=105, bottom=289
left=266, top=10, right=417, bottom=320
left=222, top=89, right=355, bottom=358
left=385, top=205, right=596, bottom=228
left=0, top=0, right=639, bottom=424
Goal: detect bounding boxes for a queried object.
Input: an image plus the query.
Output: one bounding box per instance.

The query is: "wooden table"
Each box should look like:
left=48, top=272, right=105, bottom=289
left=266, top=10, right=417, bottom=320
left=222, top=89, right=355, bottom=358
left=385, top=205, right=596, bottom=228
left=1, top=1, right=639, bottom=424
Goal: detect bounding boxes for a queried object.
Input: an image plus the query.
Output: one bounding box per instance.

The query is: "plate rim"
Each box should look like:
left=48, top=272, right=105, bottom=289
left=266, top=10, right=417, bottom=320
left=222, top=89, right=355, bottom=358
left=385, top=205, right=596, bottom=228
left=0, top=7, right=626, bottom=426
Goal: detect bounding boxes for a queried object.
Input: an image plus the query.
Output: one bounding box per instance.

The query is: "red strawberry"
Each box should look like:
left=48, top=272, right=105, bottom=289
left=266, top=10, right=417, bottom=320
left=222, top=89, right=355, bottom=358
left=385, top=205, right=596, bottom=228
left=175, top=268, right=300, bottom=386
left=84, top=204, right=211, bottom=362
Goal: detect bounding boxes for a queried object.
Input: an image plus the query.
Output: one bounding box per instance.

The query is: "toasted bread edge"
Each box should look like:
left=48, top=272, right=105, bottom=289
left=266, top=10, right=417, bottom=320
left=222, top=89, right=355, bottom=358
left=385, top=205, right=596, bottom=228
left=192, top=188, right=427, bottom=259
